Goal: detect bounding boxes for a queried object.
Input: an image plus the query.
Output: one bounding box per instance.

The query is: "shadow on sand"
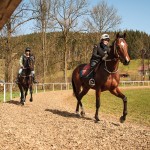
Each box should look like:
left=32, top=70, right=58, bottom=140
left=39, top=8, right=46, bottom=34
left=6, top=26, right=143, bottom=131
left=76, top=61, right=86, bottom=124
left=6, top=100, right=21, bottom=105
left=45, top=109, right=93, bottom=121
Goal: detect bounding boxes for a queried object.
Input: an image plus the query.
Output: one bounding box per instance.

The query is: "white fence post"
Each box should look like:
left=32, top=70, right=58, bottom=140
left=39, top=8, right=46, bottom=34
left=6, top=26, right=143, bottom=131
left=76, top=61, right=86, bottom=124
left=61, top=83, right=62, bottom=90
left=35, top=84, right=37, bottom=94
left=52, top=83, right=54, bottom=91
left=43, top=84, right=45, bottom=92
left=3, top=83, right=6, bottom=103
left=10, top=83, right=12, bottom=100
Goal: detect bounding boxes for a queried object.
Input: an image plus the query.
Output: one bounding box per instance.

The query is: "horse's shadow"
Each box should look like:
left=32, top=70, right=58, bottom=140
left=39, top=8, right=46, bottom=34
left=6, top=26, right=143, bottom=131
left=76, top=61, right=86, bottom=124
left=45, top=109, right=93, bottom=121
left=7, top=100, right=21, bottom=105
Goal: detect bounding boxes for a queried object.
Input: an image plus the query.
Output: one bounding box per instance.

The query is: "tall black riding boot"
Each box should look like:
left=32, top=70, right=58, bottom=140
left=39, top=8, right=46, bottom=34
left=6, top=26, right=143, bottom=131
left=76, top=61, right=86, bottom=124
left=89, top=70, right=95, bottom=86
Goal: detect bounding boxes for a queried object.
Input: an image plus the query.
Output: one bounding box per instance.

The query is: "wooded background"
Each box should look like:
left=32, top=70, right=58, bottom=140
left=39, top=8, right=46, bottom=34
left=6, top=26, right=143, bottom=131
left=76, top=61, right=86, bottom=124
left=0, top=0, right=150, bottom=83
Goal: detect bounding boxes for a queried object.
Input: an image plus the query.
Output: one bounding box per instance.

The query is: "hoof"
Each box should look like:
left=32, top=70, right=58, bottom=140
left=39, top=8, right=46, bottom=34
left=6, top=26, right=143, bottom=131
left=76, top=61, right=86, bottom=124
left=75, top=111, right=80, bottom=117
left=81, top=111, right=85, bottom=117
left=95, top=116, right=100, bottom=122
left=120, top=116, right=126, bottom=123
left=21, top=101, right=25, bottom=105
left=30, top=99, right=33, bottom=102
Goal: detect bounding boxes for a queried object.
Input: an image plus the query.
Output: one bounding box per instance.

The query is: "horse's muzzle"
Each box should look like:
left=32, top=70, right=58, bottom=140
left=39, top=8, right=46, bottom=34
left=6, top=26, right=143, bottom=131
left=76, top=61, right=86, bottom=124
left=123, top=59, right=130, bottom=65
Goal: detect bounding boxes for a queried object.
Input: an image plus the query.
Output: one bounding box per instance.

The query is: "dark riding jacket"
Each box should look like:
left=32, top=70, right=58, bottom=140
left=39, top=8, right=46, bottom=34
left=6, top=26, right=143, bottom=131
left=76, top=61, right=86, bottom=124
left=19, top=54, right=33, bottom=68
left=90, top=42, right=110, bottom=62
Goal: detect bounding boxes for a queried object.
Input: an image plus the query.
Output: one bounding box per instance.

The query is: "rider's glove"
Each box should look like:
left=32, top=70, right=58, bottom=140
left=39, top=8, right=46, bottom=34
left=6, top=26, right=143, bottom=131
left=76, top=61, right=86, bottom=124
left=102, top=53, right=108, bottom=60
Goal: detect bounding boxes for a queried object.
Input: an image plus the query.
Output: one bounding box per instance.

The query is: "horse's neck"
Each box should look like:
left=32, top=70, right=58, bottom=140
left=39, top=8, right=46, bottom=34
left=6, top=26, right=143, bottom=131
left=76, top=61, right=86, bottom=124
left=22, top=69, right=31, bottom=76
left=101, top=45, right=119, bottom=73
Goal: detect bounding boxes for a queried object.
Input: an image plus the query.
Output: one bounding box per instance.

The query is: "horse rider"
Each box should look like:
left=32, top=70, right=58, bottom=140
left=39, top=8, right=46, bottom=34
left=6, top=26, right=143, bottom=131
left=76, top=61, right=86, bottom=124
left=88, top=33, right=110, bottom=86
left=15, top=47, right=38, bottom=84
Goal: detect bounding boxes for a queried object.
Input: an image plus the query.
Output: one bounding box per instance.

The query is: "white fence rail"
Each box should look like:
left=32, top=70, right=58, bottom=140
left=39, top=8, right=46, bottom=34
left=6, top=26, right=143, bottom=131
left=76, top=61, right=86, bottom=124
left=120, top=81, right=150, bottom=86
left=0, top=81, right=150, bottom=103
left=0, top=82, right=72, bottom=103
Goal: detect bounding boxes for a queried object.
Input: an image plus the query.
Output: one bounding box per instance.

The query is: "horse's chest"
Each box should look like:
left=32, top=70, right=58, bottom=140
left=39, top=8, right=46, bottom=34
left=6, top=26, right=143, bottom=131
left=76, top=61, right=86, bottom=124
left=103, top=75, right=118, bottom=89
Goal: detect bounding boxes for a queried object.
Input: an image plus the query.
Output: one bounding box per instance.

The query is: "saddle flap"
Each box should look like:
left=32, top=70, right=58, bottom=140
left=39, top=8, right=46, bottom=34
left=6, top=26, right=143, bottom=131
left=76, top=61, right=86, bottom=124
left=80, top=64, right=91, bottom=77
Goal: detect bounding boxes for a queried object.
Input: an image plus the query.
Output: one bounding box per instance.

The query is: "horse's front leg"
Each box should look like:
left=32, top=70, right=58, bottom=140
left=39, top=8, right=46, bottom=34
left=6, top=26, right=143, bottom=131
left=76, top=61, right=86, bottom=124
left=19, top=85, right=25, bottom=105
left=95, top=89, right=101, bottom=121
left=110, top=87, right=127, bottom=123
left=29, top=85, right=33, bottom=102
left=25, top=88, right=28, bottom=101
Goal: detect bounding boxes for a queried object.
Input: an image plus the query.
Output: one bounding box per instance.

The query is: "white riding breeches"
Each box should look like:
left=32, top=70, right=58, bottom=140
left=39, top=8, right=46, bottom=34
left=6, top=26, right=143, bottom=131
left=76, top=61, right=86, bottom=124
left=31, top=71, right=35, bottom=75
left=19, top=68, right=23, bottom=74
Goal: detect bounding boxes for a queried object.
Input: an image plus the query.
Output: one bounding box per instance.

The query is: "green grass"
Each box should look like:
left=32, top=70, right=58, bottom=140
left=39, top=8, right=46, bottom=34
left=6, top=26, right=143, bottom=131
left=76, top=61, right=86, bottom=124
left=82, top=88, right=150, bottom=126
left=0, top=91, right=20, bottom=102
left=119, top=59, right=141, bottom=73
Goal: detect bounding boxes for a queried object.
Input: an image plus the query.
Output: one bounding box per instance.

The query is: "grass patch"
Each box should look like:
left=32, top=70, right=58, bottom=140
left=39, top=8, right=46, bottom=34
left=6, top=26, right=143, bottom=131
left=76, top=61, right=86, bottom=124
left=0, top=91, right=20, bottom=102
left=82, top=88, right=150, bottom=126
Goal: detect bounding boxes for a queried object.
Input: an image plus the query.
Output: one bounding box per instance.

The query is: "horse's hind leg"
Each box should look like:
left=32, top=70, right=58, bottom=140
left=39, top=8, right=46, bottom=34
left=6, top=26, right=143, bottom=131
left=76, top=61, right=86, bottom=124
left=95, top=89, right=101, bottom=121
left=76, top=87, right=89, bottom=117
left=110, top=87, right=127, bottom=123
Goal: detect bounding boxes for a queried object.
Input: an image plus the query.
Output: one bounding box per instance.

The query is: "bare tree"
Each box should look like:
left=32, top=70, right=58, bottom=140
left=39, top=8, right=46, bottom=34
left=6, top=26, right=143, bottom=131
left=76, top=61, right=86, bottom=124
left=1, top=1, right=34, bottom=82
left=50, top=0, right=88, bottom=83
left=30, top=0, right=51, bottom=83
left=85, top=0, right=122, bottom=33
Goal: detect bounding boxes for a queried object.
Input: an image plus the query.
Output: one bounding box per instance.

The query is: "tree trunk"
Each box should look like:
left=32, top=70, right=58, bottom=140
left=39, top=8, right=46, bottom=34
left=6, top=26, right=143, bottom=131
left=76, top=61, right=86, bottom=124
left=5, top=20, right=12, bottom=83
left=64, top=35, right=68, bottom=83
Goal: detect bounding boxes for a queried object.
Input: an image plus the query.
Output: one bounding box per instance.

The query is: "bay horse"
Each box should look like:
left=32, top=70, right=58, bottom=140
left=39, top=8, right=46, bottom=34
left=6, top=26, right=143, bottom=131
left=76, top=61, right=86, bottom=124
left=17, top=55, right=35, bottom=105
left=72, top=33, right=130, bottom=122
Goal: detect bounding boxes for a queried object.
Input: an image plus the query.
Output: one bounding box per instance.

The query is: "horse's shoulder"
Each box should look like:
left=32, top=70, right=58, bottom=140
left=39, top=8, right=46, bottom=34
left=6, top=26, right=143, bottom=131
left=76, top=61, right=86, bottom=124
left=29, top=54, right=35, bottom=61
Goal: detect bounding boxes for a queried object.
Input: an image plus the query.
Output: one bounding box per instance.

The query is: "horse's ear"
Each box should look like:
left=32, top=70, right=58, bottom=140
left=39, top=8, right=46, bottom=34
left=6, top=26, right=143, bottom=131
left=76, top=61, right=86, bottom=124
left=116, top=33, right=120, bottom=38
left=123, top=33, right=126, bottom=39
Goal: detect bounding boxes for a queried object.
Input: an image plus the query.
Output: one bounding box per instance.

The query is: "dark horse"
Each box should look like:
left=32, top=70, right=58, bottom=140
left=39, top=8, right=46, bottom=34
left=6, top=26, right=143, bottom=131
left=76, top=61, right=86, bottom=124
left=72, top=33, right=130, bottom=123
left=17, top=55, right=35, bottom=105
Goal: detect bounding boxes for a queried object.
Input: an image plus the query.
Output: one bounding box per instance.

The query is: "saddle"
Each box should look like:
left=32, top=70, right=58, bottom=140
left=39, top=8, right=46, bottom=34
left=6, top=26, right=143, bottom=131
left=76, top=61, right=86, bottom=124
left=80, top=62, right=101, bottom=78
left=80, top=64, right=91, bottom=78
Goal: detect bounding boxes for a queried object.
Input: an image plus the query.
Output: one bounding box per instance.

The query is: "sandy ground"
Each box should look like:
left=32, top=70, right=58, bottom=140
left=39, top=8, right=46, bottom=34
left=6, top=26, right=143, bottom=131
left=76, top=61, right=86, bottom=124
left=0, top=90, right=149, bottom=150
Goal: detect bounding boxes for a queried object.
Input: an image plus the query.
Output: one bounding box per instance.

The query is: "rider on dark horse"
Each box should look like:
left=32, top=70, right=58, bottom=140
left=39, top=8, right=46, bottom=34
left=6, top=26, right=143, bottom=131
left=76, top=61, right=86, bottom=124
left=88, top=33, right=110, bottom=86
left=15, top=47, right=38, bottom=84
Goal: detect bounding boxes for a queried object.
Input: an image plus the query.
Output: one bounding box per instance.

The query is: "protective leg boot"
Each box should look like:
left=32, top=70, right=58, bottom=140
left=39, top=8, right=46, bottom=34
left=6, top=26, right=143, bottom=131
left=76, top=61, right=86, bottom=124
left=15, top=74, right=20, bottom=84
left=32, top=75, right=38, bottom=84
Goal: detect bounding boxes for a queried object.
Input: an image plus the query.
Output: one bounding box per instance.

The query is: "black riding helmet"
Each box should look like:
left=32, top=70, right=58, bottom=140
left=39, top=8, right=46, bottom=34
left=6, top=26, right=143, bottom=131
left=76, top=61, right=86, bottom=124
left=25, top=47, right=31, bottom=52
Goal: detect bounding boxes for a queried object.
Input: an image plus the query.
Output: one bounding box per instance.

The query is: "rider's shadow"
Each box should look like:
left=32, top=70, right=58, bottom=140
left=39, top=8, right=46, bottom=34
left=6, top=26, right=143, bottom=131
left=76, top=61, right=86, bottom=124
left=45, top=109, right=93, bottom=121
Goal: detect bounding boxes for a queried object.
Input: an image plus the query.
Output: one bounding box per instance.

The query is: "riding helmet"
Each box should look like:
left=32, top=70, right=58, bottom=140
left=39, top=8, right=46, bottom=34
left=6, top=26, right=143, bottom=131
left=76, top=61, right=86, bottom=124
left=25, top=47, right=31, bottom=52
left=101, top=34, right=110, bottom=40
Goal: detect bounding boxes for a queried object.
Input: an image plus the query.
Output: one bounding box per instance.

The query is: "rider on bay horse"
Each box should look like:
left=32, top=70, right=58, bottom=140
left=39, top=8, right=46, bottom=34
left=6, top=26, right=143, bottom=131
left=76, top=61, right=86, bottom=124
left=15, top=47, right=38, bottom=84
left=88, top=33, right=110, bottom=86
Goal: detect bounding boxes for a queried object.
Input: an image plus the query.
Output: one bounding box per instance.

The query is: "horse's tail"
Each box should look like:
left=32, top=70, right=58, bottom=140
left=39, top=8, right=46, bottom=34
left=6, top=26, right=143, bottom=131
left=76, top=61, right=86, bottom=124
left=72, top=77, right=77, bottom=97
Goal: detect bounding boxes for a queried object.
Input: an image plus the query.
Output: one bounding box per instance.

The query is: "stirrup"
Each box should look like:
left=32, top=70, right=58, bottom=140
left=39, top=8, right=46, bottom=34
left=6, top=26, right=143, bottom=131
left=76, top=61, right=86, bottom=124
left=89, top=78, right=95, bottom=87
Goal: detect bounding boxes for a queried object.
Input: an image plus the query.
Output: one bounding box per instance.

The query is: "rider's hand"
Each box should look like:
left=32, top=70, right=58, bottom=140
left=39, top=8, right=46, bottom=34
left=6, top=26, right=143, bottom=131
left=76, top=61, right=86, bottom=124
left=102, top=54, right=108, bottom=60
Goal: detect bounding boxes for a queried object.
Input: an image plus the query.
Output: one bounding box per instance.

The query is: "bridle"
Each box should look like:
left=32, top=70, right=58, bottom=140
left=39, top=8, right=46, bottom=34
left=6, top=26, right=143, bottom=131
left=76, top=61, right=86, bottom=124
left=104, top=38, right=127, bottom=74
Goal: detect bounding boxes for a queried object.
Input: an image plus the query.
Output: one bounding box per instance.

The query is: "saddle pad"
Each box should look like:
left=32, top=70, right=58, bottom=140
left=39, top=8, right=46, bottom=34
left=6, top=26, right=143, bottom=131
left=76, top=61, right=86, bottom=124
left=80, top=64, right=91, bottom=78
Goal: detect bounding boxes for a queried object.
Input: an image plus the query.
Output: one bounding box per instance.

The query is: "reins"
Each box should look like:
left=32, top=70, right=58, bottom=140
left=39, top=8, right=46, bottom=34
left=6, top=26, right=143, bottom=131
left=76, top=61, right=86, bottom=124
left=104, top=59, right=119, bottom=74
left=103, top=38, right=126, bottom=74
